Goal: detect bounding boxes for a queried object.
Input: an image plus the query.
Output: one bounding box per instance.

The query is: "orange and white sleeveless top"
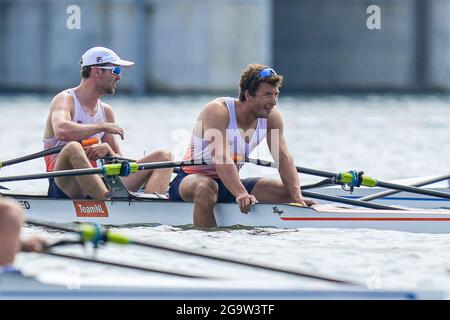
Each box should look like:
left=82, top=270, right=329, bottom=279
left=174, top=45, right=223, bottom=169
left=43, top=89, right=106, bottom=172
left=182, top=97, right=267, bottom=179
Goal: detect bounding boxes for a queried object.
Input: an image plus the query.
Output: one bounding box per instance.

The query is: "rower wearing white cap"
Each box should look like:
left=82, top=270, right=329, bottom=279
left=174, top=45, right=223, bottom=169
left=43, top=47, right=173, bottom=200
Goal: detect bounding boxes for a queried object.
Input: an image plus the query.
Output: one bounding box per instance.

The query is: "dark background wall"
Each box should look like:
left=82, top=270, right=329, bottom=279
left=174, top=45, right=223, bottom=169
left=273, top=0, right=436, bottom=92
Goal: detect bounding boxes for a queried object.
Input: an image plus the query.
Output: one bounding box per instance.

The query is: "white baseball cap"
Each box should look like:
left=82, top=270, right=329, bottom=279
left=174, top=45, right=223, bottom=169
left=80, top=47, right=134, bottom=67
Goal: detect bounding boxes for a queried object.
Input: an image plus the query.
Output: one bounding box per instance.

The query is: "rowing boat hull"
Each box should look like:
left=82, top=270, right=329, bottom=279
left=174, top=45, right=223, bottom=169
left=6, top=194, right=450, bottom=233
left=0, top=273, right=442, bottom=300
left=0, top=273, right=443, bottom=300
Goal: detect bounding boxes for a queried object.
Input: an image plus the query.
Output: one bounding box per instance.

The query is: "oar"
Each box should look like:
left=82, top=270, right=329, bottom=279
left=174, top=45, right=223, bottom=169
left=0, top=166, right=105, bottom=183
left=102, top=155, right=137, bottom=162
left=0, top=138, right=99, bottom=169
left=301, top=179, right=335, bottom=190
left=0, top=158, right=211, bottom=183
left=359, top=173, right=450, bottom=202
left=26, top=219, right=360, bottom=285
left=301, top=190, right=402, bottom=210
left=140, top=160, right=400, bottom=209
left=240, top=159, right=401, bottom=210
left=1, top=158, right=400, bottom=210
left=41, top=251, right=207, bottom=279
left=247, top=158, right=450, bottom=200
left=110, top=234, right=359, bottom=285
left=26, top=220, right=209, bottom=278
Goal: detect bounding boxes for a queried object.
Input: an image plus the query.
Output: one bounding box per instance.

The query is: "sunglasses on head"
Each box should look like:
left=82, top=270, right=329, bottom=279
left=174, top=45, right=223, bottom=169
left=258, top=67, right=277, bottom=78
left=96, top=65, right=122, bottom=76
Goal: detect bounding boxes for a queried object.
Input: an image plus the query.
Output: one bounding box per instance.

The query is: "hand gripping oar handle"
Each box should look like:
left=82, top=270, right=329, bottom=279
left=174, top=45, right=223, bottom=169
left=0, top=138, right=99, bottom=169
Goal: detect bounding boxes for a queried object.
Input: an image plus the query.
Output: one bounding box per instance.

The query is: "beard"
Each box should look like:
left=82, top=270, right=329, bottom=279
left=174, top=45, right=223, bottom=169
left=101, top=82, right=117, bottom=95
left=259, top=107, right=273, bottom=118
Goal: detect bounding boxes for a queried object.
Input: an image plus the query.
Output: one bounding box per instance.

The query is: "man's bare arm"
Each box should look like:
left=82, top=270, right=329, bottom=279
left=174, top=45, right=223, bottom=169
left=201, top=101, right=257, bottom=213
left=202, top=101, right=247, bottom=197
left=101, top=103, right=123, bottom=157
left=51, top=93, right=124, bottom=141
left=267, top=108, right=305, bottom=204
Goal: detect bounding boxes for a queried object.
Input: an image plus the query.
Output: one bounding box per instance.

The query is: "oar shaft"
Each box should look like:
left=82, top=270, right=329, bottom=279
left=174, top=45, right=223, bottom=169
left=360, top=173, right=450, bottom=202
left=301, top=191, right=402, bottom=210
left=0, top=158, right=208, bottom=184
left=26, top=219, right=76, bottom=233
left=247, top=158, right=450, bottom=200
left=0, top=167, right=103, bottom=183
left=247, top=159, right=335, bottom=178
left=42, top=251, right=206, bottom=279
left=129, top=240, right=357, bottom=285
left=301, top=179, right=335, bottom=190
left=375, top=181, right=450, bottom=199
left=246, top=158, right=402, bottom=210
left=103, top=156, right=137, bottom=162
left=0, top=138, right=98, bottom=169
left=1, top=146, right=63, bottom=167
left=137, top=159, right=211, bottom=171
left=27, top=220, right=357, bottom=285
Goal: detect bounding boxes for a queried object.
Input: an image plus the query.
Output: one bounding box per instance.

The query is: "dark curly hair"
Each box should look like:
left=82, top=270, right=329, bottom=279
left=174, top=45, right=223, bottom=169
left=238, top=64, right=283, bottom=102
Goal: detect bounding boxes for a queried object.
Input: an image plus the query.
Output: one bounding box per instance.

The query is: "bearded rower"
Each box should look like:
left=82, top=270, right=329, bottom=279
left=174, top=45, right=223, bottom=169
left=169, top=64, right=317, bottom=228
left=43, top=47, right=173, bottom=200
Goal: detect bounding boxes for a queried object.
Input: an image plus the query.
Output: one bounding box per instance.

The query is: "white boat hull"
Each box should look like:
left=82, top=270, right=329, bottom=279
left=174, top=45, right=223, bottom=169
left=0, top=273, right=442, bottom=300
left=5, top=193, right=450, bottom=234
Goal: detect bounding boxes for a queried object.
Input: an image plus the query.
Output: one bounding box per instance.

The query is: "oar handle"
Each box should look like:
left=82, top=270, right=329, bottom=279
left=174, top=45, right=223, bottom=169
left=80, top=138, right=99, bottom=147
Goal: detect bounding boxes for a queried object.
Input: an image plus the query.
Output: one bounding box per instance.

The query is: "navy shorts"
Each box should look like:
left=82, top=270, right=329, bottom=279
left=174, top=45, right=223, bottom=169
left=48, top=178, right=70, bottom=199
left=169, top=171, right=261, bottom=203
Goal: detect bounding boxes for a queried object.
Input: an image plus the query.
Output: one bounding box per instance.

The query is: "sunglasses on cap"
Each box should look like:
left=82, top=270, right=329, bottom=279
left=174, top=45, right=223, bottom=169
left=258, top=67, right=277, bottom=78
left=96, top=65, right=122, bottom=76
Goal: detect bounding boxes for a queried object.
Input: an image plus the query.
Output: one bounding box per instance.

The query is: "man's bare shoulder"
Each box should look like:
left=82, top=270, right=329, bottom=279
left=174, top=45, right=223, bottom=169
left=50, top=90, right=74, bottom=111
left=200, top=98, right=229, bottom=118
left=101, top=102, right=115, bottom=121
left=267, top=106, right=283, bottom=129
left=197, top=98, right=230, bottom=130
left=101, top=101, right=113, bottom=111
left=101, top=102, right=114, bottom=115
